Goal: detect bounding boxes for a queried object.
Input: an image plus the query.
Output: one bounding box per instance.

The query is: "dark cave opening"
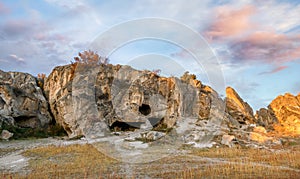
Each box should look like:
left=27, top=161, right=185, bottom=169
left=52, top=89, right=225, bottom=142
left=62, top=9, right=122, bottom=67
left=139, top=104, right=151, bottom=116
left=110, top=121, right=144, bottom=132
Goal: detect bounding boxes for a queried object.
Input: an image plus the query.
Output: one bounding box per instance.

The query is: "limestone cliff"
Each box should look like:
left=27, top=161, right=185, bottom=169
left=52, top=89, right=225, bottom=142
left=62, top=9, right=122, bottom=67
left=44, top=64, right=235, bottom=138
left=0, top=70, right=52, bottom=138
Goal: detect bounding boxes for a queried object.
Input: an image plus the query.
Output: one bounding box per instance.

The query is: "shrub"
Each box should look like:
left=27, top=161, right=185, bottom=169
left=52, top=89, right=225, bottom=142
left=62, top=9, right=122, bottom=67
left=73, top=50, right=109, bottom=65
left=37, top=73, right=46, bottom=89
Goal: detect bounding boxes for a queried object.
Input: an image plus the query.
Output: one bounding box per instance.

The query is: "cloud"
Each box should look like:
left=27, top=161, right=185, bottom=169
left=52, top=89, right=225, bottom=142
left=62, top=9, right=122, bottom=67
left=258, top=65, right=288, bottom=75
left=44, top=0, right=86, bottom=10
left=2, top=18, right=50, bottom=40
left=8, top=54, right=26, bottom=65
left=203, top=3, right=300, bottom=74
left=229, top=31, right=300, bottom=64
left=205, top=5, right=255, bottom=41
left=253, top=1, right=300, bottom=33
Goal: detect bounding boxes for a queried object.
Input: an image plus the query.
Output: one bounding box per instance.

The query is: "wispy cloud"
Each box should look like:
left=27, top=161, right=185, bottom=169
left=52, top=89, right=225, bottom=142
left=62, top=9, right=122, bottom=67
left=8, top=54, right=26, bottom=65
left=259, top=65, right=288, bottom=75
left=205, top=5, right=255, bottom=41
left=229, top=31, right=300, bottom=64
left=203, top=4, right=300, bottom=74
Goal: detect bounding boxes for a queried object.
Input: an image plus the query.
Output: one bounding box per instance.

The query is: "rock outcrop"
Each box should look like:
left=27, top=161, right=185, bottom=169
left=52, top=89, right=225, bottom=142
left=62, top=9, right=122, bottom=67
left=0, top=70, right=52, bottom=137
left=225, top=87, right=255, bottom=124
left=44, top=64, right=241, bottom=140
left=255, top=108, right=277, bottom=129
left=269, top=93, right=300, bottom=136
left=1, top=61, right=299, bottom=148
left=43, top=64, right=78, bottom=137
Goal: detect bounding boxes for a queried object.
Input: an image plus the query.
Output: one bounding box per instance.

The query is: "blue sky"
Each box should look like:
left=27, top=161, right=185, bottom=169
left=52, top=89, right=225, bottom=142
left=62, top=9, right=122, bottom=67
left=0, top=0, right=300, bottom=110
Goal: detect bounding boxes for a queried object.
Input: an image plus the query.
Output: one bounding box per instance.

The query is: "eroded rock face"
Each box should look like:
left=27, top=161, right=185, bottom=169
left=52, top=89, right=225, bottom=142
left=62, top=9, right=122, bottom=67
left=45, top=64, right=237, bottom=139
left=225, top=87, right=255, bottom=124
left=0, top=70, right=52, bottom=132
left=44, top=64, right=79, bottom=137
left=269, top=93, right=300, bottom=136
left=255, top=108, right=277, bottom=129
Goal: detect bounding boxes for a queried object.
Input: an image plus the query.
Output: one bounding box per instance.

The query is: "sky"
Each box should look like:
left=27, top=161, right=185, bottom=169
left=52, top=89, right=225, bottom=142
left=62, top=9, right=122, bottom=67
left=0, top=0, right=300, bottom=111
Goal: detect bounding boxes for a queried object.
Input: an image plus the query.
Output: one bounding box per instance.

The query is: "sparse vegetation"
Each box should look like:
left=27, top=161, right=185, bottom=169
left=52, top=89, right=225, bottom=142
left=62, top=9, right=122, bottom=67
left=72, top=50, right=109, bottom=65
left=2, top=141, right=300, bottom=178
left=20, top=144, right=120, bottom=178
left=152, top=69, right=161, bottom=76
left=36, top=73, right=46, bottom=89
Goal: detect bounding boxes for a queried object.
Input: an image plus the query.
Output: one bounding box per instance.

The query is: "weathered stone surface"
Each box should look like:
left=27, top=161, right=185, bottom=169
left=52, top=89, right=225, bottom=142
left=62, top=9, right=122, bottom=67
left=255, top=108, right=277, bottom=129
left=0, top=129, right=13, bottom=140
left=44, top=65, right=76, bottom=137
left=0, top=70, right=52, bottom=132
left=45, top=64, right=238, bottom=139
left=269, top=93, right=300, bottom=136
left=44, top=64, right=120, bottom=138
left=225, top=87, right=255, bottom=124
left=249, top=126, right=274, bottom=143
left=139, top=131, right=166, bottom=141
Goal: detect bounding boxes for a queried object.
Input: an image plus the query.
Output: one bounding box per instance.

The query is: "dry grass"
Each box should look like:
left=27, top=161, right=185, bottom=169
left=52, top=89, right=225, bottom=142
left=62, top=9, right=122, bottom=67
left=191, top=145, right=300, bottom=169
left=159, top=163, right=300, bottom=179
left=19, top=144, right=120, bottom=178
left=2, top=142, right=300, bottom=178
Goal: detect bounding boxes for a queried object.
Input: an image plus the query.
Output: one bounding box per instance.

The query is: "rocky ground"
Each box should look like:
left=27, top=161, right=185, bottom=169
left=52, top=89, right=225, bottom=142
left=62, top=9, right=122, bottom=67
left=1, top=136, right=300, bottom=178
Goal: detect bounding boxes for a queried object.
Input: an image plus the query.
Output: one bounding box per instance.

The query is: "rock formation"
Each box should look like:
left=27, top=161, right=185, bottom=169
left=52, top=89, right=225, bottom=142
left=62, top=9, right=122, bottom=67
left=0, top=70, right=52, bottom=138
left=255, top=108, right=277, bottom=129
left=43, top=64, right=78, bottom=137
left=44, top=64, right=237, bottom=139
left=1, top=61, right=299, bottom=147
left=225, top=87, right=255, bottom=124
left=0, top=129, right=13, bottom=140
left=269, top=93, right=300, bottom=136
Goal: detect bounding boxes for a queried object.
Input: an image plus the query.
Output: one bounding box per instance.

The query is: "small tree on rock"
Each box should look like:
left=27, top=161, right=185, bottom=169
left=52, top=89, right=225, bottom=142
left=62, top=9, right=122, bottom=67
left=73, top=50, right=109, bottom=65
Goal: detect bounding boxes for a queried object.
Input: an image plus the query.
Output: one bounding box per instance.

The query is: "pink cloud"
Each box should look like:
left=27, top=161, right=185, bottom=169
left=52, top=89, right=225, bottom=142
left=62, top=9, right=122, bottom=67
left=259, top=66, right=288, bottom=75
left=230, top=31, right=300, bottom=64
left=202, top=5, right=300, bottom=74
left=205, top=5, right=255, bottom=41
left=34, top=33, right=68, bottom=42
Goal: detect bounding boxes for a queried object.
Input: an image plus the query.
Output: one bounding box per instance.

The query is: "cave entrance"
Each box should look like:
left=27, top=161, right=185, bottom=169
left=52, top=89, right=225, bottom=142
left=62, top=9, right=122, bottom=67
left=110, top=121, right=143, bottom=132
left=139, top=104, right=151, bottom=116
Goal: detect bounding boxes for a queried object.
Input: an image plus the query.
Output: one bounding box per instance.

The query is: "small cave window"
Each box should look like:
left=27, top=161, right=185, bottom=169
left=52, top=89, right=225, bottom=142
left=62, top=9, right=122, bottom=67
left=139, top=104, right=151, bottom=116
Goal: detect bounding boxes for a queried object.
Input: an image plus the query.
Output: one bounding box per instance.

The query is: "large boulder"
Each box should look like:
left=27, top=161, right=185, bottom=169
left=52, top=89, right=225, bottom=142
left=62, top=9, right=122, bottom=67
left=0, top=70, right=52, bottom=137
left=0, top=129, right=13, bottom=140
left=225, top=87, right=255, bottom=124
left=44, top=64, right=121, bottom=138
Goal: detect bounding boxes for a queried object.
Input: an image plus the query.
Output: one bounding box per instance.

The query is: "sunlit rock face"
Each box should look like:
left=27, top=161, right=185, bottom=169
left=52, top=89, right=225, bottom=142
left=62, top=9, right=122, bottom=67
left=269, top=93, right=300, bottom=136
left=225, top=87, right=255, bottom=124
